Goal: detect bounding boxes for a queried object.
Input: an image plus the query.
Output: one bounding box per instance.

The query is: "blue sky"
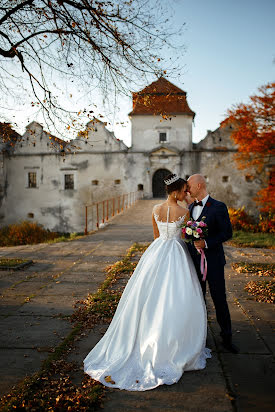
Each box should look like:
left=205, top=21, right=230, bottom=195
left=113, top=0, right=275, bottom=144
left=2, top=0, right=274, bottom=145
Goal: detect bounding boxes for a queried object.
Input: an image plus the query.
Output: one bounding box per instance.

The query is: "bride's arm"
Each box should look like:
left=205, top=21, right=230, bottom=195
left=181, top=210, right=190, bottom=239
left=152, top=214, right=160, bottom=239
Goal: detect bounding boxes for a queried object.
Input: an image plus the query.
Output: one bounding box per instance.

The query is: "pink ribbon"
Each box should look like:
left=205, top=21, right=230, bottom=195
left=198, top=248, right=207, bottom=281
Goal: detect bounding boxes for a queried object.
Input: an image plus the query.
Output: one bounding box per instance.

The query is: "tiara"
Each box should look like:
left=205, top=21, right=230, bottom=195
left=164, top=174, right=180, bottom=185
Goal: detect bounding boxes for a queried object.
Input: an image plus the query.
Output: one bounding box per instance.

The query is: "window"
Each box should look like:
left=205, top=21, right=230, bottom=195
left=138, top=184, right=144, bottom=191
left=159, top=132, right=167, bottom=143
left=114, top=179, right=121, bottom=184
left=27, top=213, right=34, bottom=218
left=64, top=174, right=74, bottom=190
left=222, top=176, right=229, bottom=182
left=92, top=180, right=99, bottom=185
left=28, top=172, right=37, bottom=188
left=245, top=175, right=254, bottom=182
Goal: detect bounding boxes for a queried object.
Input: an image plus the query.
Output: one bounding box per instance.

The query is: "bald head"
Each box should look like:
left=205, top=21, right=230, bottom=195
left=189, top=174, right=207, bottom=188
left=187, top=174, right=208, bottom=200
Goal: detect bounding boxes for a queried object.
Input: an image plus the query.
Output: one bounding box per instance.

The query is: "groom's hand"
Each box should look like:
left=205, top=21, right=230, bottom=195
left=194, top=240, right=206, bottom=249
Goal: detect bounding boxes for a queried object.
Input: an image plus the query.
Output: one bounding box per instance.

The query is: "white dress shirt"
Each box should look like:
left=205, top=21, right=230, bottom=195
left=192, top=194, right=209, bottom=221
left=192, top=194, right=209, bottom=248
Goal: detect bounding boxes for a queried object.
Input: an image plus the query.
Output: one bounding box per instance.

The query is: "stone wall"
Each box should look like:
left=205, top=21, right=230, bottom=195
left=0, top=119, right=266, bottom=233
left=195, top=125, right=263, bottom=211
left=130, top=114, right=193, bottom=152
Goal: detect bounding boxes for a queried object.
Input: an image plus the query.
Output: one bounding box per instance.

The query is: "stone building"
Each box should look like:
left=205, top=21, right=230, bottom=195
left=0, top=78, right=263, bottom=232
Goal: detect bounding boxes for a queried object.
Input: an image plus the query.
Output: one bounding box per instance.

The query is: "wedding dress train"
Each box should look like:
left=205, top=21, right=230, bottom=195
left=84, top=207, right=211, bottom=391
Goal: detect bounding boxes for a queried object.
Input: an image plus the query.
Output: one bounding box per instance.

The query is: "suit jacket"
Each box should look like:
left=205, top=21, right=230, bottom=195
left=187, top=196, right=232, bottom=271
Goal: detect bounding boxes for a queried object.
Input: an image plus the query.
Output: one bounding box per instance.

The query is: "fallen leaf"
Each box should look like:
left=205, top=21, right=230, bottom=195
left=104, top=375, right=115, bottom=384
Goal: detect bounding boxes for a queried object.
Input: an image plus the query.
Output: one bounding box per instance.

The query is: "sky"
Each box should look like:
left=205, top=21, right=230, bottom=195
left=113, top=0, right=275, bottom=145
left=2, top=0, right=274, bottom=146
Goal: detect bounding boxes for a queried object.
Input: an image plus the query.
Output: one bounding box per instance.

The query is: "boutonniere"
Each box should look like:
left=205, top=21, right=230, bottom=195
left=206, top=201, right=211, bottom=207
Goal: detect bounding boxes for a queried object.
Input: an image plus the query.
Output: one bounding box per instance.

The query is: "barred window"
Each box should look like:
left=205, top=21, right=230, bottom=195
left=65, top=174, right=74, bottom=190
left=159, top=132, right=167, bottom=143
left=28, top=172, right=37, bottom=188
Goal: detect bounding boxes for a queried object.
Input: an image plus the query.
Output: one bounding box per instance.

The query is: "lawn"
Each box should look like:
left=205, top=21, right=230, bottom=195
left=0, top=258, right=29, bottom=268
left=229, top=230, right=275, bottom=249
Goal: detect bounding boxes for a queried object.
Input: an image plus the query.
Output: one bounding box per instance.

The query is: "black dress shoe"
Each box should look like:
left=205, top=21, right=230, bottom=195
left=222, top=339, right=239, bottom=354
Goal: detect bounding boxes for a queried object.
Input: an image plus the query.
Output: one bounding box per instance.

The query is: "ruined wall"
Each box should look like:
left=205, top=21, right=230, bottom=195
left=196, top=125, right=262, bottom=211
left=2, top=150, right=129, bottom=232
left=0, top=118, right=267, bottom=233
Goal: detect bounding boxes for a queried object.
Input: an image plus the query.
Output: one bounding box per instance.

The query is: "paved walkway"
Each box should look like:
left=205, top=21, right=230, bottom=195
left=0, top=199, right=274, bottom=411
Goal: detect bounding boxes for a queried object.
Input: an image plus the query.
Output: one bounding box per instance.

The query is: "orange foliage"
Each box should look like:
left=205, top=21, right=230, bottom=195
left=255, top=169, right=275, bottom=213
left=221, top=82, right=275, bottom=212
left=228, top=207, right=275, bottom=234
left=0, top=221, right=58, bottom=246
left=228, top=207, right=254, bottom=231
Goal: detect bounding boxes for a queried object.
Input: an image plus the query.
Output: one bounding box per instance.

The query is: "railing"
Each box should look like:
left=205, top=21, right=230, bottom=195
left=84, top=191, right=141, bottom=234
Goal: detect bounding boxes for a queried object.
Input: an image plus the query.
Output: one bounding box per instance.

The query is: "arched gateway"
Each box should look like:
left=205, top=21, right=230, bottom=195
left=152, top=169, right=171, bottom=198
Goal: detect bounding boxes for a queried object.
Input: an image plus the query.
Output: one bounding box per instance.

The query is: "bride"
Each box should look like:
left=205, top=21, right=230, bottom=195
left=84, top=174, right=211, bottom=391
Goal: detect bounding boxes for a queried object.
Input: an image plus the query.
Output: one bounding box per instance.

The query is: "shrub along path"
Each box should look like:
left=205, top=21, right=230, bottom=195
left=0, top=199, right=274, bottom=411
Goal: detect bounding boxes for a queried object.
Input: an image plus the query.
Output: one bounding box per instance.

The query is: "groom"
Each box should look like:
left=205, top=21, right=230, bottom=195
left=187, top=174, right=238, bottom=353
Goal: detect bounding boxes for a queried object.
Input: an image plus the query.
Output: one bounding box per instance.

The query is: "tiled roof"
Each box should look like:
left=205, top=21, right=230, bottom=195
left=129, top=77, right=195, bottom=117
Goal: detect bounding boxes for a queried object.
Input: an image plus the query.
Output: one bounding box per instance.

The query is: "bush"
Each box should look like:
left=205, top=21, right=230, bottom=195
left=0, top=221, right=59, bottom=246
left=228, top=207, right=275, bottom=234
left=258, top=211, right=275, bottom=234
left=228, top=207, right=254, bottom=231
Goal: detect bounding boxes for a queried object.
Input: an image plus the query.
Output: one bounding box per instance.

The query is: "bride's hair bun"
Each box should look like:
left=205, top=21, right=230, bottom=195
left=164, top=174, right=187, bottom=194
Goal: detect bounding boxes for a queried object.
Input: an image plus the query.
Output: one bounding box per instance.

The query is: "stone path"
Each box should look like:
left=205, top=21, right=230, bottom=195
left=0, top=199, right=157, bottom=397
left=0, top=199, right=274, bottom=411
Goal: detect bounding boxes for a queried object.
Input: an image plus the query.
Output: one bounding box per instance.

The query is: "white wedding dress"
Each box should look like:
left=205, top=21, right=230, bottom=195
left=84, top=207, right=211, bottom=391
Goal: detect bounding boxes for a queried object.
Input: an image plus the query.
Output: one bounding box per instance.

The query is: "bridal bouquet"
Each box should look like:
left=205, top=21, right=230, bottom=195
left=181, top=217, right=208, bottom=281
left=181, top=217, right=208, bottom=244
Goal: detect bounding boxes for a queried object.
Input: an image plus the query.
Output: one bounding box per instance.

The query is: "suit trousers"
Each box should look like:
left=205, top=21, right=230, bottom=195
left=192, top=255, right=232, bottom=339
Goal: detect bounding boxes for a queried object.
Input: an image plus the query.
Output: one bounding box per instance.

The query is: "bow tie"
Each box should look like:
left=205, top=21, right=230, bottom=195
left=193, top=200, right=203, bottom=207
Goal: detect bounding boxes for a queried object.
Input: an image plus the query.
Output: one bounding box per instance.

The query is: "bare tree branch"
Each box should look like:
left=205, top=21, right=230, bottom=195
left=0, top=0, right=185, bottom=134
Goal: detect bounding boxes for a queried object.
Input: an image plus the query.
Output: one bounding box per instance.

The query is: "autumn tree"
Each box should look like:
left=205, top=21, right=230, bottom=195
left=0, top=0, right=183, bottom=133
left=221, top=82, right=275, bottom=213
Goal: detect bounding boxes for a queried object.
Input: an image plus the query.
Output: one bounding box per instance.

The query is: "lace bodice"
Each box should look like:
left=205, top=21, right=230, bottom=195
left=154, top=207, right=186, bottom=240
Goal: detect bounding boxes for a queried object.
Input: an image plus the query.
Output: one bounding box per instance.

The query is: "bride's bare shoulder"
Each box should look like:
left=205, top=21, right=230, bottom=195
left=177, top=205, right=189, bottom=215
left=152, top=202, right=166, bottom=213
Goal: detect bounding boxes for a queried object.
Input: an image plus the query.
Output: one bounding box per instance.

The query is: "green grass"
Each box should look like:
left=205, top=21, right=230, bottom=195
left=229, top=230, right=275, bottom=249
left=0, top=258, right=29, bottom=267
left=46, top=232, right=85, bottom=243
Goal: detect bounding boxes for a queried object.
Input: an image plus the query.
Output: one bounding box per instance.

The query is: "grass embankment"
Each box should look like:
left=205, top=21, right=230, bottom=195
left=0, top=258, right=29, bottom=268
left=232, top=262, right=275, bottom=304
left=230, top=231, right=275, bottom=249
left=0, top=220, right=84, bottom=247
left=0, top=243, right=149, bottom=411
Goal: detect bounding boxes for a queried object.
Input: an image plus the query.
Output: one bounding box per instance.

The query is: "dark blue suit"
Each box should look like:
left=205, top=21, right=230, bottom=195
left=188, top=196, right=233, bottom=339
